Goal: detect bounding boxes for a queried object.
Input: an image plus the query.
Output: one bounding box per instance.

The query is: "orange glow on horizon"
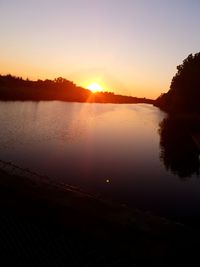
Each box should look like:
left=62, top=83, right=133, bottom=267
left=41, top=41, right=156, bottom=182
left=0, top=66, right=162, bottom=99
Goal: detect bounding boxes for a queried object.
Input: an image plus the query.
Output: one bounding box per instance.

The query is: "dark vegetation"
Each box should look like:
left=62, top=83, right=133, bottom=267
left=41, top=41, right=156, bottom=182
left=156, top=53, right=200, bottom=178
left=155, top=52, right=200, bottom=113
left=0, top=74, right=153, bottom=104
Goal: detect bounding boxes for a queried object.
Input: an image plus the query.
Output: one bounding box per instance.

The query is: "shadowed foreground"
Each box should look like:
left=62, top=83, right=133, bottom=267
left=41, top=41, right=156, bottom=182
left=0, top=169, right=199, bottom=266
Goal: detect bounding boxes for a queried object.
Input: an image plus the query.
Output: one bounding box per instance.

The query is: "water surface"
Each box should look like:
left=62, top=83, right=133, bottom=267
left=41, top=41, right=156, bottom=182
left=0, top=101, right=200, bottom=222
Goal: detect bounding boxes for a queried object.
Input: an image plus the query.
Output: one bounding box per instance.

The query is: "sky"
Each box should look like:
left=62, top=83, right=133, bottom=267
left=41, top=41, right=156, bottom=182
left=0, top=0, right=200, bottom=98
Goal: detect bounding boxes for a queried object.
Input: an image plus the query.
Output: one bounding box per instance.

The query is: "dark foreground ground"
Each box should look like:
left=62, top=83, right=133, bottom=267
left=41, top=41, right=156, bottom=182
left=0, top=169, right=200, bottom=266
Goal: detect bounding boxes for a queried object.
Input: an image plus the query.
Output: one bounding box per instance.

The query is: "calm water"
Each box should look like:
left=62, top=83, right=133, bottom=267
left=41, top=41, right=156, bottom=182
left=0, top=101, right=200, bottom=222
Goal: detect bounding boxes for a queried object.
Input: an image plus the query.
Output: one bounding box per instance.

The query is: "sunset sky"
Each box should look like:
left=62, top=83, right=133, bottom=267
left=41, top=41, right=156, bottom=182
left=0, top=0, right=200, bottom=98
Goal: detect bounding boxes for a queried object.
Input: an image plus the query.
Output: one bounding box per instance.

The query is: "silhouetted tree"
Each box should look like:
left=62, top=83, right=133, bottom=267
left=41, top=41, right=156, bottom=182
left=155, top=52, right=200, bottom=113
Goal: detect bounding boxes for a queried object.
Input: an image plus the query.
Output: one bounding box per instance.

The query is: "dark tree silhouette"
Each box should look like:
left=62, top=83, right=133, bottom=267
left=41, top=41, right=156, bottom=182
left=155, top=52, right=200, bottom=113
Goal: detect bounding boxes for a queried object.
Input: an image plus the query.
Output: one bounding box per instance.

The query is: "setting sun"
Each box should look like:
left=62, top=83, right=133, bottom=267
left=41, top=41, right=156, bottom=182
left=87, top=83, right=103, bottom=93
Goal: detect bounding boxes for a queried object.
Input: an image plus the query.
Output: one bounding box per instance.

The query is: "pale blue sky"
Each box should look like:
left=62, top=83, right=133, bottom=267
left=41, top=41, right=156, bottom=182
left=0, top=0, right=200, bottom=98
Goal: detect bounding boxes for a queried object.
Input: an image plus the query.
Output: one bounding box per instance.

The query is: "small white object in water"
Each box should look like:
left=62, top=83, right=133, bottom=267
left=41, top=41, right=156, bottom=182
left=106, top=179, right=110, bottom=183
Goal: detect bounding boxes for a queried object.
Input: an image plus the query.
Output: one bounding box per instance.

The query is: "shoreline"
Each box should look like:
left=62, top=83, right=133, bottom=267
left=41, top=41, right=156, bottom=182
left=0, top=98, right=154, bottom=104
left=0, top=74, right=154, bottom=105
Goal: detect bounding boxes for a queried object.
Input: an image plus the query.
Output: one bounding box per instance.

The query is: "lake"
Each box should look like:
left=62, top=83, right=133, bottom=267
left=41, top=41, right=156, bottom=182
left=0, top=101, right=200, bottom=223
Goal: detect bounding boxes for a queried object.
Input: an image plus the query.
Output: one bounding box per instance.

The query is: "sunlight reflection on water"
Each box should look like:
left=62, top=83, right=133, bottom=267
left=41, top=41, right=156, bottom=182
left=0, top=101, right=200, bottom=221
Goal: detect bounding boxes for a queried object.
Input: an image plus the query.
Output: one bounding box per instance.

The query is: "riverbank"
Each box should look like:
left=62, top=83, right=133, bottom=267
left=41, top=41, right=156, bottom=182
left=0, top=168, right=199, bottom=266
left=0, top=74, right=154, bottom=104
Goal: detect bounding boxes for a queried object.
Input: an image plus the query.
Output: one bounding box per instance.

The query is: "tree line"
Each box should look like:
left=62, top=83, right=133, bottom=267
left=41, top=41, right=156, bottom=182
left=0, top=74, right=153, bottom=104
left=155, top=52, right=200, bottom=113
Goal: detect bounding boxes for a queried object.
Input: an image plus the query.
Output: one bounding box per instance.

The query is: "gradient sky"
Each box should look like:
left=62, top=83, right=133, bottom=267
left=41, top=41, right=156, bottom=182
left=1, top=0, right=200, bottom=98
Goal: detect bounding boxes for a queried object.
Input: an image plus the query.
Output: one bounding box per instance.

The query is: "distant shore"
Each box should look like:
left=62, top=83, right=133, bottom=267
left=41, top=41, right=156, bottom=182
left=0, top=74, right=154, bottom=104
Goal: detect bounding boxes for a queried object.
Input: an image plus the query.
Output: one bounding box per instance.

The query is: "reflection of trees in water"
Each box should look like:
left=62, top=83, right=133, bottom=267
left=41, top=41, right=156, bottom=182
left=159, top=116, right=200, bottom=179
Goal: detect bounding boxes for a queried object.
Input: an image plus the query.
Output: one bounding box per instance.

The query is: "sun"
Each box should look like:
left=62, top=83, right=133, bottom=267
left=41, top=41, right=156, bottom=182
left=87, top=82, right=103, bottom=93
